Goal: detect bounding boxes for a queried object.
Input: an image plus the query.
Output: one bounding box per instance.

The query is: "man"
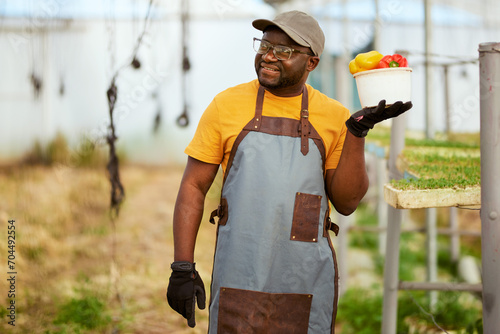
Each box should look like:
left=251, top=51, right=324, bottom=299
left=167, top=10, right=411, bottom=333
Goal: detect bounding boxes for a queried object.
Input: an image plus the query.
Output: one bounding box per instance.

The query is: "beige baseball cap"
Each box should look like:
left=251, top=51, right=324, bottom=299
left=252, top=10, right=325, bottom=57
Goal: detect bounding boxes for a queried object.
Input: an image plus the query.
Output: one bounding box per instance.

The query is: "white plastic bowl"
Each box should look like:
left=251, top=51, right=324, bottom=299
left=353, top=67, right=412, bottom=108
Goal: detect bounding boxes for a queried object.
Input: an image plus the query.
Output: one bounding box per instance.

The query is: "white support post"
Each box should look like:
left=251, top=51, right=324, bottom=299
left=449, top=207, right=459, bottom=263
left=478, top=41, right=500, bottom=334
left=443, top=64, right=451, bottom=137
left=377, top=156, right=388, bottom=255
left=424, top=0, right=434, bottom=140
left=423, top=0, right=438, bottom=312
left=381, top=206, right=403, bottom=334
left=381, top=113, right=407, bottom=334
left=425, top=207, right=438, bottom=311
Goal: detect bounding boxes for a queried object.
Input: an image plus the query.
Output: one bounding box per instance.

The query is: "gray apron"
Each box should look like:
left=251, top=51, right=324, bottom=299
left=209, top=85, right=339, bottom=333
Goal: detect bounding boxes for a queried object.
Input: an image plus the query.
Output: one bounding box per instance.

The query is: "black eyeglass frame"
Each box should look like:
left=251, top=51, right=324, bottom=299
left=253, top=38, right=315, bottom=60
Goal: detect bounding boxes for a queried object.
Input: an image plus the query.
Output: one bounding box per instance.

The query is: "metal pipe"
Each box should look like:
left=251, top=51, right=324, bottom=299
left=424, top=0, right=437, bottom=312
left=424, top=0, right=434, bottom=139
left=349, top=225, right=481, bottom=237
left=377, top=156, right=387, bottom=255
left=449, top=207, right=460, bottom=263
left=479, top=41, right=500, bottom=334
left=443, top=64, right=451, bottom=137
left=374, top=0, right=381, bottom=52
left=425, top=207, right=438, bottom=311
left=381, top=207, right=402, bottom=334
left=399, top=281, right=482, bottom=293
left=381, top=112, right=407, bottom=334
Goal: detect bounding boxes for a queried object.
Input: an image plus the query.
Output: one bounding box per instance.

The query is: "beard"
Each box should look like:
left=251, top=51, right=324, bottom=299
left=255, top=61, right=307, bottom=91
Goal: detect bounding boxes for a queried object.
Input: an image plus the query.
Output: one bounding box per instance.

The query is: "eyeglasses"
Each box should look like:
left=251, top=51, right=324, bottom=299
left=253, top=38, right=314, bottom=60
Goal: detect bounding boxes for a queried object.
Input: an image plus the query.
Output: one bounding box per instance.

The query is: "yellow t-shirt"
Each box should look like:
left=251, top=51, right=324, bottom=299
left=185, top=80, right=351, bottom=173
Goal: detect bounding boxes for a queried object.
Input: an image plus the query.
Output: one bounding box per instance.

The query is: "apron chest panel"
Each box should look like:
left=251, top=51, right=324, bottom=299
left=208, top=86, right=339, bottom=334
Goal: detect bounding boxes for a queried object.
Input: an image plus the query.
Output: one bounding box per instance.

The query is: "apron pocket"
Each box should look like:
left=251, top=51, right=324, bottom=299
left=290, top=192, right=321, bottom=242
left=217, top=287, right=312, bottom=334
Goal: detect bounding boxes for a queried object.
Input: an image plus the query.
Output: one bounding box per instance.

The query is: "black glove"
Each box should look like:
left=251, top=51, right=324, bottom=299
left=167, top=261, right=206, bottom=328
left=345, top=100, right=413, bottom=137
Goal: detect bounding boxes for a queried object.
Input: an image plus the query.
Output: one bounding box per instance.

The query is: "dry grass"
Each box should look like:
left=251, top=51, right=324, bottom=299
left=0, top=163, right=220, bottom=333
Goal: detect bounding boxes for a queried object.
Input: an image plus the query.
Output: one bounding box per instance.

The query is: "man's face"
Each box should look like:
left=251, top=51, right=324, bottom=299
left=254, top=27, right=314, bottom=96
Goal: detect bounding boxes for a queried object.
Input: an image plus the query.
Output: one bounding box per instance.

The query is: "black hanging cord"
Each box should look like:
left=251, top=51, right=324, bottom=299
left=130, top=0, right=154, bottom=70
left=28, top=0, right=42, bottom=99
left=176, top=0, right=190, bottom=127
left=152, top=91, right=162, bottom=134
left=106, top=77, right=125, bottom=218
left=104, top=0, right=155, bottom=216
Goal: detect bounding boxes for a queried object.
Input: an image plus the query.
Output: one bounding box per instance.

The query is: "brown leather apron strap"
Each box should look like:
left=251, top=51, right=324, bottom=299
left=210, top=198, right=228, bottom=226
left=325, top=216, right=339, bottom=236
left=299, top=86, right=310, bottom=156
left=251, top=85, right=266, bottom=131
left=254, top=85, right=310, bottom=155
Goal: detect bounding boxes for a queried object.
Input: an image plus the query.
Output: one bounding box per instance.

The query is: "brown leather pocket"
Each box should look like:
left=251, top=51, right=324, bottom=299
left=217, top=287, right=312, bottom=334
left=290, top=192, right=321, bottom=242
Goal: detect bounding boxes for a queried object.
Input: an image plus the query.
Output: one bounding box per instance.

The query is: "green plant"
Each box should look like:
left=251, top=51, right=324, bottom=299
left=53, top=293, right=111, bottom=330
left=0, top=306, right=7, bottom=318
left=365, top=127, right=480, bottom=149
left=337, top=288, right=383, bottom=334
left=349, top=204, right=378, bottom=250
left=398, top=290, right=482, bottom=333
left=392, top=176, right=480, bottom=190
left=23, top=139, right=45, bottom=164
left=391, top=148, right=480, bottom=190
left=337, top=288, right=482, bottom=334
left=23, top=132, right=70, bottom=165
left=22, top=245, right=45, bottom=261
left=47, top=132, right=70, bottom=164
left=464, top=318, right=483, bottom=334
left=44, top=324, right=84, bottom=334
left=70, top=137, right=107, bottom=168
left=405, top=138, right=479, bottom=149
left=23, top=133, right=111, bottom=168
left=372, top=232, right=424, bottom=281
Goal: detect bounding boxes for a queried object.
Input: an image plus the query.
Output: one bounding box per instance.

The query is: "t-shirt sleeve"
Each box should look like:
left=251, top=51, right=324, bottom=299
left=184, top=98, right=223, bottom=165
left=325, top=108, right=350, bottom=171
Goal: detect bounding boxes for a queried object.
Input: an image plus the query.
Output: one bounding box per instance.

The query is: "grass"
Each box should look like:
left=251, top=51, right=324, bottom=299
left=52, top=289, right=112, bottom=331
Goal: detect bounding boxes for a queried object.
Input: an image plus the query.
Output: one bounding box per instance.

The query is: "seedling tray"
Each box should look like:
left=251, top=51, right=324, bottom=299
left=385, top=145, right=480, bottom=209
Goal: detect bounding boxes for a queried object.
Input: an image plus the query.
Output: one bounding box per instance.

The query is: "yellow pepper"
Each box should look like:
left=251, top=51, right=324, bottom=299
left=349, top=50, right=384, bottom=75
